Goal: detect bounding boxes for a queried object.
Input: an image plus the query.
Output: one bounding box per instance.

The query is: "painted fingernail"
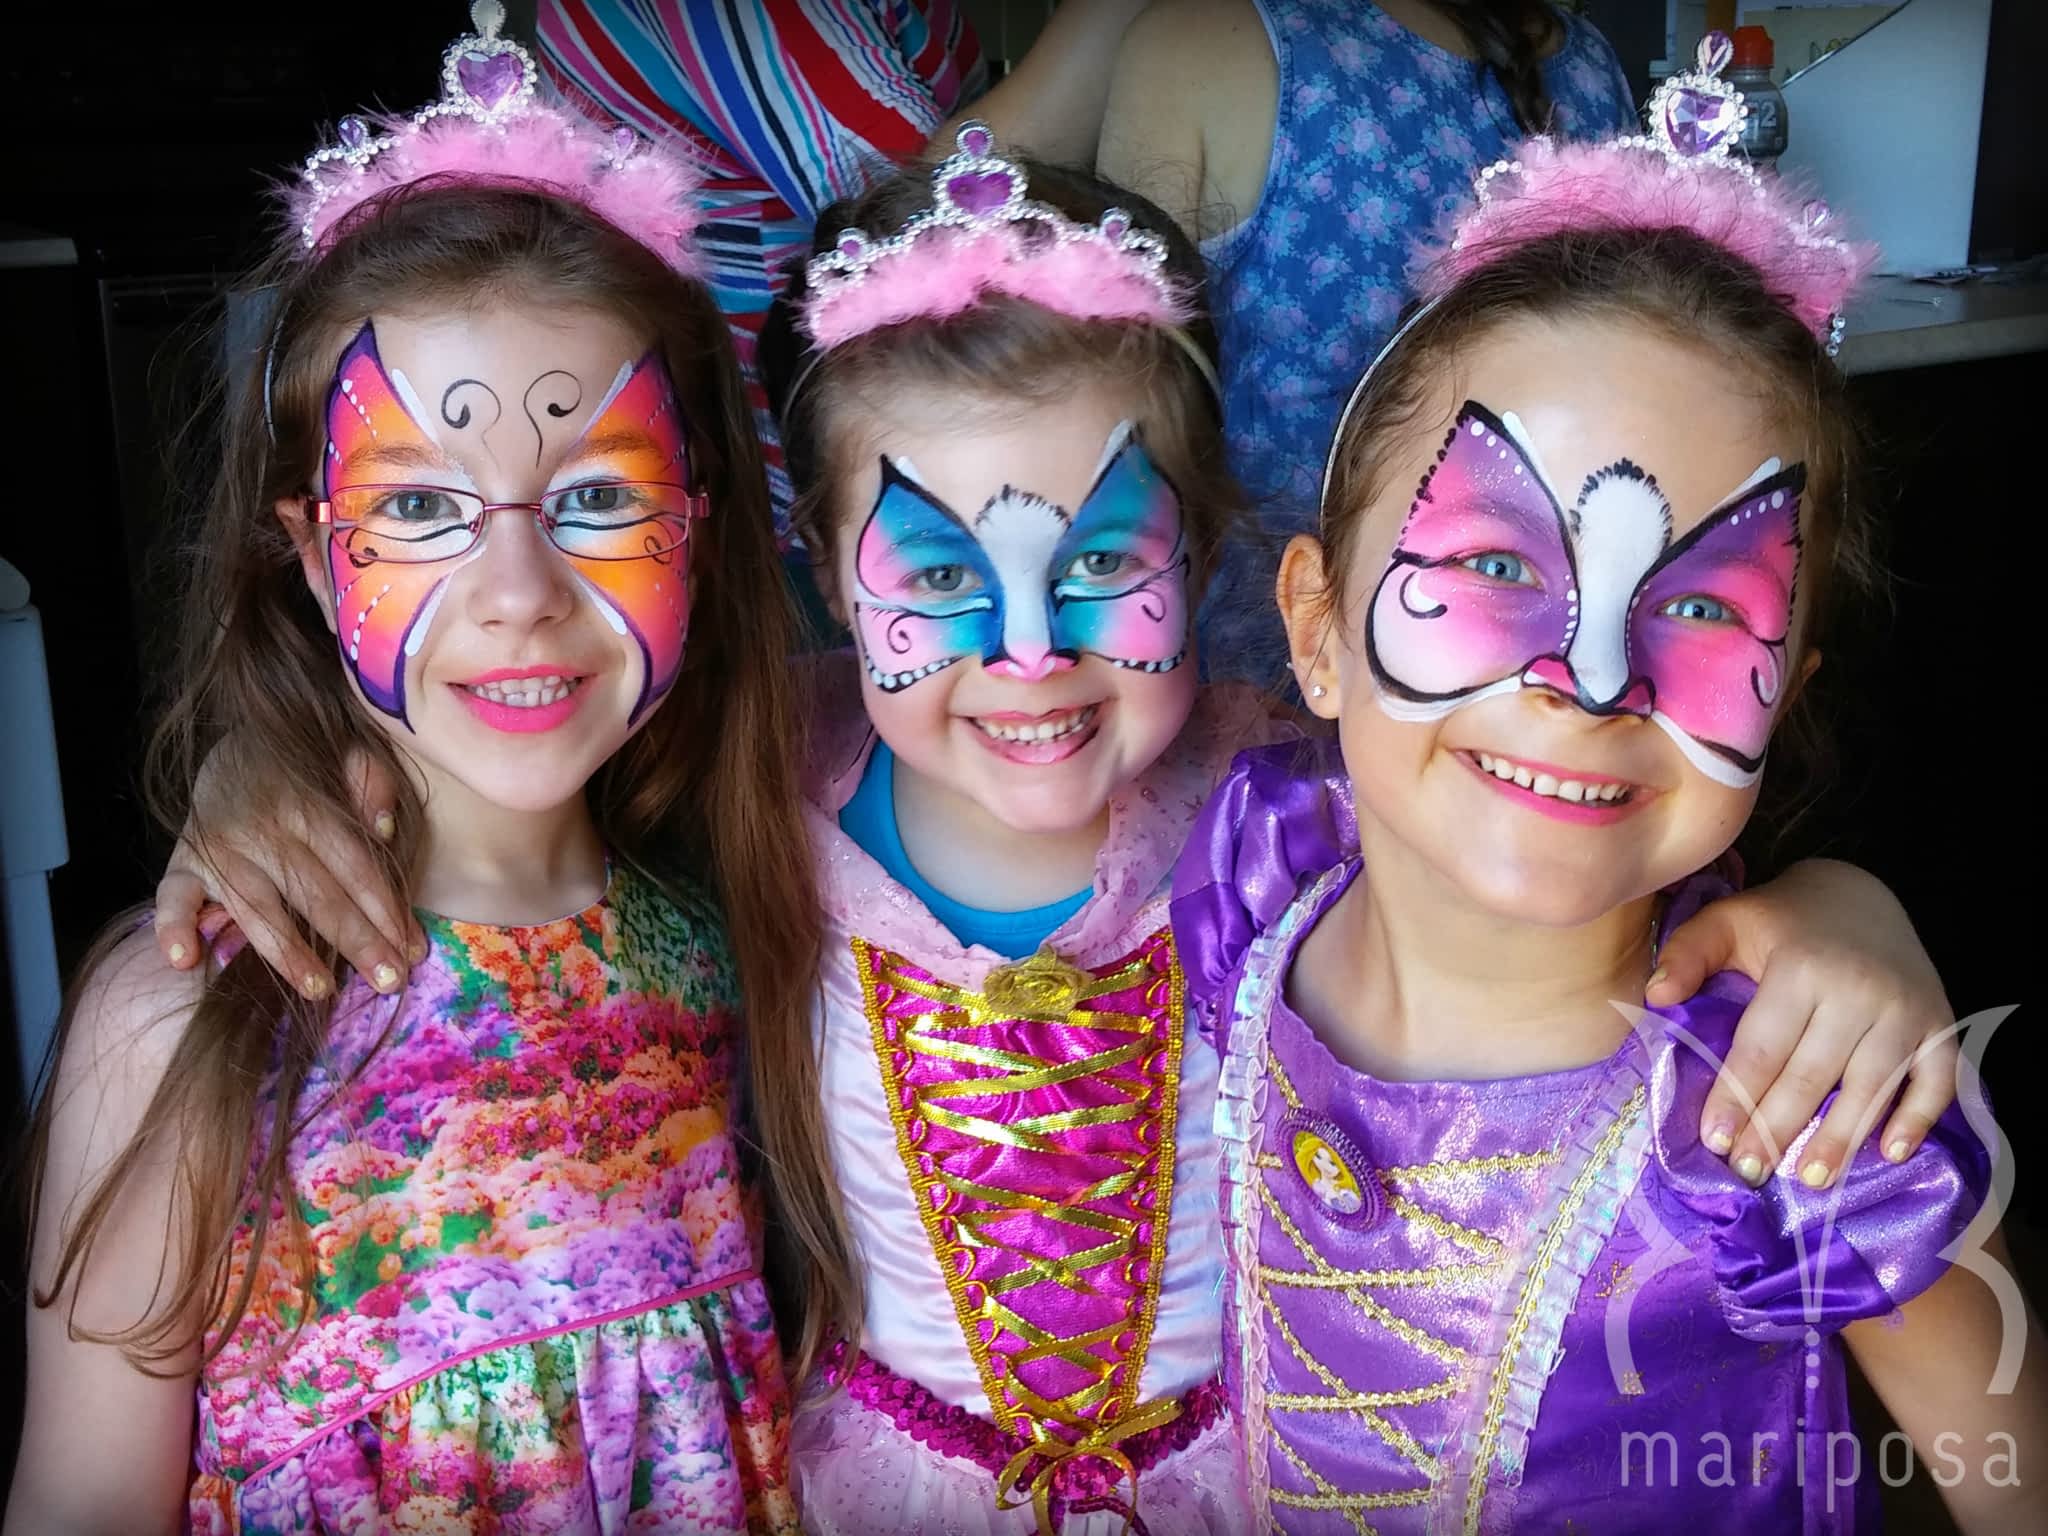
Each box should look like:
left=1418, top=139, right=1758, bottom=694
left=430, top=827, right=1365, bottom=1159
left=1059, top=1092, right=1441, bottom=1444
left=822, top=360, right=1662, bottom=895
left=1703, top=1121, right=1735, bottom=1155
left=373, top=963, right=401, bottom=992
left=409, top=937, right=429, bottom=964
left=1646, top=966, right=1669, bottom=992
left=1885, top=1138, right=1912, bottom=1163
left=1800, top=1160, right=1832, bottom=1189
left=1735, top=1153, right=1766, bottom=1185
left=374, top=811, right=397, bottom=841
left=168, top=941, right=189, bottom=964
left=302, top=972, right=333, bottom=1000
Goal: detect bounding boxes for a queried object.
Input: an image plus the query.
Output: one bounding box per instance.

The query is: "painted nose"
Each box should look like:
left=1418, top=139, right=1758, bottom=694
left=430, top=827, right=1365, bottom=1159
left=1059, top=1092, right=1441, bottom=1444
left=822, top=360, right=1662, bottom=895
left=1523, top=656, right=1653, bottom=717
left=984, top=646, right=1077, bottom=682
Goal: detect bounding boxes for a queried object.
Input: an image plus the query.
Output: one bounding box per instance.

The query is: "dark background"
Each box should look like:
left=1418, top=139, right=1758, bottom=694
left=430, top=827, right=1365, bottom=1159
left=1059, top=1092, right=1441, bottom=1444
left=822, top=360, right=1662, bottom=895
left=2, top=1, right=2042, bottom=1523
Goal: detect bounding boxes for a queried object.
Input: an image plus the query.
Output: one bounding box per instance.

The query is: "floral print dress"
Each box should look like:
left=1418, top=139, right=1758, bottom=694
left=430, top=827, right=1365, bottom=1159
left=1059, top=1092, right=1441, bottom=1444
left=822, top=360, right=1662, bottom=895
left=187, top=862, right=795, bottom=1535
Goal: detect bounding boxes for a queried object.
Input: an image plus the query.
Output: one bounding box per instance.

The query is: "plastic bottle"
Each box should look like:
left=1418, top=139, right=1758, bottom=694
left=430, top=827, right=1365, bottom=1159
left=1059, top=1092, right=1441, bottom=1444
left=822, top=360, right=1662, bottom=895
left=1730, top=25, right=1788, bottom=166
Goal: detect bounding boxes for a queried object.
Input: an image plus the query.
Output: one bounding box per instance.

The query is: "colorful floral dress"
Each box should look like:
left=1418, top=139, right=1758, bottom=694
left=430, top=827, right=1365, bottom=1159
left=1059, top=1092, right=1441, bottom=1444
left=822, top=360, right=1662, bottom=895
left=188, top=862, right=796, bottom=1535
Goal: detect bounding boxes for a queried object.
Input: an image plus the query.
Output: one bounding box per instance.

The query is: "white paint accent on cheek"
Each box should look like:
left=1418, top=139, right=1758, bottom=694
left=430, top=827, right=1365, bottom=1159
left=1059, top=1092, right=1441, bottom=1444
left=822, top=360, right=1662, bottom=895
left=1566, top=474, right=1670, bottom=704
left=888, top=454, right=928, bottom=488
left=387, top=365, right=442, bottom=446
left=1372, top=673, right=1522, bottom=723
left=1652, top=710, right=1763, bottom=789
left=571, top=570, right=633, bottom=636
left=401, top=547, right=487, bottom=658
left=976, top=491, right=1069, bottom=658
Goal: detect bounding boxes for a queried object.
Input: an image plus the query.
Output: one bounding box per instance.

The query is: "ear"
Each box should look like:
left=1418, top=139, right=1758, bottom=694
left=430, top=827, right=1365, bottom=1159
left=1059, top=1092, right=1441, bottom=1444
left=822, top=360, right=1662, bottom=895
left=1783, top=646, right=1822, bottom=712
left=1276, top=533, right=1340, bottom=719
left=275, top=497, right=339, bottom=636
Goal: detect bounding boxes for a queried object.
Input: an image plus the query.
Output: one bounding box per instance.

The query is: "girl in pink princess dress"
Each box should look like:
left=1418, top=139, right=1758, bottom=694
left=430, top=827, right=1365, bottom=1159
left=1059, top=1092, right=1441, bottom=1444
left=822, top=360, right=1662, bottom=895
left=10, top=11, right=814, bottom=1535
left=152, top=123, right=1974, bottom=1536
left=1173, top=40, right=2048, bottom=1533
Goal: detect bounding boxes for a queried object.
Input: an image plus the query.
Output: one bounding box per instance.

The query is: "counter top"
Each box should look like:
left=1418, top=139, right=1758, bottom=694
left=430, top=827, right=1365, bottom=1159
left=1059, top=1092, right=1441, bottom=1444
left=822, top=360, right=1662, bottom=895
left=1840, top=273, right=2048, bottom=374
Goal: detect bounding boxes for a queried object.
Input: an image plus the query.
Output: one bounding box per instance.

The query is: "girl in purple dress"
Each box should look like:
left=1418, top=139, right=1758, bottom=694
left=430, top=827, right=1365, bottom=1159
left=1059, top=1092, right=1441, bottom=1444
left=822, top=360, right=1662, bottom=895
left=1173, top=39, right=2047, bottom=1535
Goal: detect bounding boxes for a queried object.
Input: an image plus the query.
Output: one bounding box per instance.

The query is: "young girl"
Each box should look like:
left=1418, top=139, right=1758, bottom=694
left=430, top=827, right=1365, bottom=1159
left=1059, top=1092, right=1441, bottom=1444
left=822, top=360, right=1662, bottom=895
left=157, top=127, right=1969, bottom=1534
left=1173, top=39, right=2044, bottom=1531
left=9, top=11, right=813, bottom=1534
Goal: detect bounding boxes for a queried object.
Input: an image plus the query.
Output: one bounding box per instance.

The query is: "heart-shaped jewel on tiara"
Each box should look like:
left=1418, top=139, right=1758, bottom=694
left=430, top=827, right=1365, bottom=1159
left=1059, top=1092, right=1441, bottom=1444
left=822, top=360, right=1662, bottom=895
left=1645, top=29, right=1748, bottom=164
left=439, top=0, right=534, bottom=121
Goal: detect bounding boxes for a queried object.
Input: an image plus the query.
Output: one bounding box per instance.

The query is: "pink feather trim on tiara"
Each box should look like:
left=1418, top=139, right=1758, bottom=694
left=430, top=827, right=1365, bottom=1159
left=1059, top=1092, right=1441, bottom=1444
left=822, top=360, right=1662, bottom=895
left=284, top=0, right=706, bottom=278
left=800, top=121, right=1191, bottom=349
left=1418, top=134, right=1875, bottom=341
left=803, top=222, right=1191, bottom=349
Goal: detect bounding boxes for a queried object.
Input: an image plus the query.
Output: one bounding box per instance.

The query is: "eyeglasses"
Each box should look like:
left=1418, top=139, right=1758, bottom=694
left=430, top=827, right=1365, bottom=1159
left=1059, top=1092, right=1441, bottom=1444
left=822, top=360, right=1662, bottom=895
left=308, top=482, right=708, bottom=565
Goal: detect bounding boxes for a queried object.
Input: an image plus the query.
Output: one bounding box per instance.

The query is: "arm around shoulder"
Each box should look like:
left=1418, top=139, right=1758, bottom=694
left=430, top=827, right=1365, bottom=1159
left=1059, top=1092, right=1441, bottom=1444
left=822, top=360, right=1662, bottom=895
left=6, top=927, right=211, bottom=1536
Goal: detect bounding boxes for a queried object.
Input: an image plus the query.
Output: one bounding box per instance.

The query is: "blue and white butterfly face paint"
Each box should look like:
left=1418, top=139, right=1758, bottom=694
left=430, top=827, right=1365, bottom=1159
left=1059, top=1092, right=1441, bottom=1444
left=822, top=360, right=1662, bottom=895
left=850, top=421, right=1190, bottom=690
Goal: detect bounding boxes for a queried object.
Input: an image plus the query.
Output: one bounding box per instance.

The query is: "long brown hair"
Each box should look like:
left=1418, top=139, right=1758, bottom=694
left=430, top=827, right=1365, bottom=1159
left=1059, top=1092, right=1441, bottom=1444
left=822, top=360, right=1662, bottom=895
left=752, top=156, right=1240, bottom=1379
left=28, top=181, right=821, bottom=1370
left=1318, top=226, right=1879, bottom=818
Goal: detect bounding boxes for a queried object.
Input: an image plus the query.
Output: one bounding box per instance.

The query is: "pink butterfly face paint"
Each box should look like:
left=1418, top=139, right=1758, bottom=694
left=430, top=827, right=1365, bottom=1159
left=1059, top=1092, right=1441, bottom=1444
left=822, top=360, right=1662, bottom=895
left=321, top=322, right=696, bottom=728
left=851, top=421, right=1189, bottom=690
left=1366, top=401, right=1803, bottom=786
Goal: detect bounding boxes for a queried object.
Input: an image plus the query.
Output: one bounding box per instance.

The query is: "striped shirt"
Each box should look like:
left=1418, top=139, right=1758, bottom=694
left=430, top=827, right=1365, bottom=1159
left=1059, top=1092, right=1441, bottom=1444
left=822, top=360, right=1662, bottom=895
left=538, top=0, right=987, bottom=538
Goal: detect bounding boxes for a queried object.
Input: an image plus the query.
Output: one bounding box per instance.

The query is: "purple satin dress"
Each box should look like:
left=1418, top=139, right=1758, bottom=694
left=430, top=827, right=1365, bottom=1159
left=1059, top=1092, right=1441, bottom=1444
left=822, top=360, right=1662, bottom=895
left=1170, top=743, right=1991, bottom=1533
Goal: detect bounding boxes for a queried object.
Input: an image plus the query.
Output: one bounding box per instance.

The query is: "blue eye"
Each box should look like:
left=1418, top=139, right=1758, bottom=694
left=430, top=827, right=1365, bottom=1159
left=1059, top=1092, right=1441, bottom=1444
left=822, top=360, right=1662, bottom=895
left=1662, top=594, right=1730, bottom=623
left=913, top=565, right=978, bottom=596
left=1460, top=551, right=1529, bottom=584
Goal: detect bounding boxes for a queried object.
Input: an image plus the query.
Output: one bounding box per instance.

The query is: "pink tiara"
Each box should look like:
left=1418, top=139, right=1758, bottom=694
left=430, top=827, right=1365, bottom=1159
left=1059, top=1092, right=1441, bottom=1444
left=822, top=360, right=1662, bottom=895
left=799, top=122, right=1192, bottom=349
left=286, top=0, right=705, bottom=276
left=1423, top=32, right=1874, bottom=354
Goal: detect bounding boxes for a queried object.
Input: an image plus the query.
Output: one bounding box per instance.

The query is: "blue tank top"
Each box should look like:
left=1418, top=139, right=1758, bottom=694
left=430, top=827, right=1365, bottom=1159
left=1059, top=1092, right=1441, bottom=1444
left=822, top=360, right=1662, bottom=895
left=1200, top=0, right=1635, bottom=686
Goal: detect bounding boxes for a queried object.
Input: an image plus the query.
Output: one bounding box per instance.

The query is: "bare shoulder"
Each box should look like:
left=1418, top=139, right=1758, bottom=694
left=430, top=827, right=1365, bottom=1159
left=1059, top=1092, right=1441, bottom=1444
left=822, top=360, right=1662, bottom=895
left=34, top=925, right=210, bottom=1270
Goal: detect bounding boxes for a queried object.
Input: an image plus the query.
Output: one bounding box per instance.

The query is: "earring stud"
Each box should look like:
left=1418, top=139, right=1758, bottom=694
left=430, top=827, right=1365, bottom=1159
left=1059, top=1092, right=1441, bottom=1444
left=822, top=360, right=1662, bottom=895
left=1310, top=683, right=1327, bottom=699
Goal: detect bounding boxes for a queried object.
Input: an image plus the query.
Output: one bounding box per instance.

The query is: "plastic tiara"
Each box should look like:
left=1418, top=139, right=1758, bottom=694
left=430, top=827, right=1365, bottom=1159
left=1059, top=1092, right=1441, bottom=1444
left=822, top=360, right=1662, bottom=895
left=798, top=121, right=1195, bottom=350
left=1318, top=33, right=1875, bottom=513
left=285, top=0, right=704, bottom=276
left=1426, top=31, right=1873, bottom=355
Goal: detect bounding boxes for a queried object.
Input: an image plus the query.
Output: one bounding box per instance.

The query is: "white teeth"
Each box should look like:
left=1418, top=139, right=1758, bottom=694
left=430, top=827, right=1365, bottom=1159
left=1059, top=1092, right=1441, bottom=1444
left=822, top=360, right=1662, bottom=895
left=1472, top=752, right=1631, bottom=804
left=973, top=704, right=1099, bottom=744
left=467, top=675, right=579, bottom=708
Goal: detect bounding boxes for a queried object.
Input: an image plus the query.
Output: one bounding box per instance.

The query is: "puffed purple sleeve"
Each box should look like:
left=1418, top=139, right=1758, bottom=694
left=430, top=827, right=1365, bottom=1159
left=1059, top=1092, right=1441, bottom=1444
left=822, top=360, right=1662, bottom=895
left=1170, top=740, right=1355, bottom=1038
left=1643, top=977, right=1991, bottom=1339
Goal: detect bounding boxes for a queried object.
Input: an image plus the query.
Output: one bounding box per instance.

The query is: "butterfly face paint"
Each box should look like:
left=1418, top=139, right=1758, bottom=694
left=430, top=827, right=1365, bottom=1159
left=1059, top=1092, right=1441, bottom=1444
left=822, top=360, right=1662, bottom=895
left=321, top=322, right=696, bottom=729
left=1366, top=401, right=1803, bottom=787
left=850, top=421, right=1189, bottom=691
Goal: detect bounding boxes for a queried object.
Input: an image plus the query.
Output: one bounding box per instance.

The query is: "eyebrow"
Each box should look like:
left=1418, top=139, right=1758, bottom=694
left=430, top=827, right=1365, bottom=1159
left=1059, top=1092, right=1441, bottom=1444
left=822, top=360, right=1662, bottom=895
left=564, top=426, right=671, bottom=466
left=338, top=440, right=458, bottom=480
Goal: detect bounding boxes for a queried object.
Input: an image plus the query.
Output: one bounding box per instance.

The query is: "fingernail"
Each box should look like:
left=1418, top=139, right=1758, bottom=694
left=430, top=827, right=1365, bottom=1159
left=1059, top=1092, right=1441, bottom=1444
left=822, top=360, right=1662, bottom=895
left=1646, top=966, right=1669, bottom=992
left=408, top=937, right=429, bottom=964
left=1703, top=1121, right=1735, bottom=1155
left=1800, top=1160, right=1832, bottom=1189
left=1735, top=1153, right=1766, bottom=1185
left=168, top=941, right=189, bottom=964
left=1885, top=1138, right=1912, bottom=1163
left=302, top=972, right=332, bottom=1000
left=374, top=811, right=397, bottom=841
left=373, top=963, right=400, bottom=993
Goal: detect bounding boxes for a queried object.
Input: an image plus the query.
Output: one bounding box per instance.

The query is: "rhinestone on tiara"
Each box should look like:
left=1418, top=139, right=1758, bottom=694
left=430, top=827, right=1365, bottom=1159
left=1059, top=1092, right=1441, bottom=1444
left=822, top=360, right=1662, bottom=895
left=287, top=0, right=703, bottom=278
left=799, top=121, right=1187, bottom=349
left=297, top=2, right=540, bottom=246
left=1447, top=31, right=1865, bottom=357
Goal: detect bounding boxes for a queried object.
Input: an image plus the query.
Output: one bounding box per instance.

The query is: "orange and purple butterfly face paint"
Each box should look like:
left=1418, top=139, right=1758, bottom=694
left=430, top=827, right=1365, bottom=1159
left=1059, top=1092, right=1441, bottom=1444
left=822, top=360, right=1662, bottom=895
left=1365, top=400, right=1803, bottom=787
left=850, top=421, right=1189, bottom=691
left=321, top=322, right=695, bottom=728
